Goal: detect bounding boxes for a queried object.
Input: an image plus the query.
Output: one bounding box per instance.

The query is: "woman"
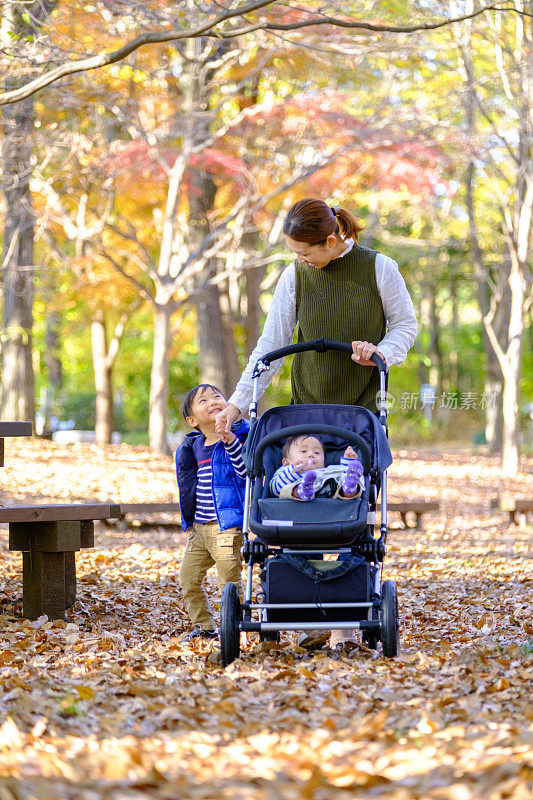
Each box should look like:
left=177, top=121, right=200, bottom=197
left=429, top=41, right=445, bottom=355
left=216, top=197, right=417, bottom=432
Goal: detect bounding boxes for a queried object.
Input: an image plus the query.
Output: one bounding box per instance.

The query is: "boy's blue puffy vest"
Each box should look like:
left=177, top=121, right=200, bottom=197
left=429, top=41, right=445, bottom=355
left=176, top=419, right=249, bottom=532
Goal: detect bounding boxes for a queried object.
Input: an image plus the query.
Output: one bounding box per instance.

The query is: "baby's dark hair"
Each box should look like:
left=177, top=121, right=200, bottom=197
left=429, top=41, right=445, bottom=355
left=281, top=434, right=324, bottom=460
left=181, top=383, right=225, bottom=422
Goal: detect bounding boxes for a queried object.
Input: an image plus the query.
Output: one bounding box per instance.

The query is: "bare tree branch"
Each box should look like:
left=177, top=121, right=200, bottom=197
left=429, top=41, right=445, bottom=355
left=106, top=299, right=143, bottom=367
left=99, top=242, right=156, bottom=306
left=0, top=2, right=527, bottom=105
left=106, top=220, right=159, bottom=276
left=220, top=3, right=528, bottom=38
left=0, top=0, right=276, bottom=105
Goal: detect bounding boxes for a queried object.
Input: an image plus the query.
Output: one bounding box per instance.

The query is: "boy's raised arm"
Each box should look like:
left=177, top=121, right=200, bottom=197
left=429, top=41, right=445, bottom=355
left=224, top=436, right=247, bottom=479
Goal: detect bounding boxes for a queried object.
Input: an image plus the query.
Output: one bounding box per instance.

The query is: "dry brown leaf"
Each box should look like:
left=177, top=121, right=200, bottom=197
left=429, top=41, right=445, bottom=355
left=0, top=439, right=530, bottom=799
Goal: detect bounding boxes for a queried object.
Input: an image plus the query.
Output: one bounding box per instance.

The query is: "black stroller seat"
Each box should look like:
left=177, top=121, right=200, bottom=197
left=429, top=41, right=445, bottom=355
left=246, top=403, right=391, bottom=548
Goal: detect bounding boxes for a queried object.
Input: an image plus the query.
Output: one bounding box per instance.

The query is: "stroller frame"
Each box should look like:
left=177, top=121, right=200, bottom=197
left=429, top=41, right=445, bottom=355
left=220, top=339, right=399, bottom=665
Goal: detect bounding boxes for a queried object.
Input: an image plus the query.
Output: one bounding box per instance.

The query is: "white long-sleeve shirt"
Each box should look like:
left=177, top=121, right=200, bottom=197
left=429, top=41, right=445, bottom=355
left=229, top=242, right=417, bottom=413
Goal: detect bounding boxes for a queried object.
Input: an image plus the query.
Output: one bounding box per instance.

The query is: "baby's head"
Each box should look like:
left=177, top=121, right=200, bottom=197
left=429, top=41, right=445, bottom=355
left=282, top=435, right=325, bottom=468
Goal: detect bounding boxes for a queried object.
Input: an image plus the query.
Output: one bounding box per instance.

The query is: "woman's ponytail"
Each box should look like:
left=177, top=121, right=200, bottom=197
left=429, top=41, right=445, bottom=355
left=284, top=198, right=363, bottom=244
left=331, top=206, right=363, bottom=242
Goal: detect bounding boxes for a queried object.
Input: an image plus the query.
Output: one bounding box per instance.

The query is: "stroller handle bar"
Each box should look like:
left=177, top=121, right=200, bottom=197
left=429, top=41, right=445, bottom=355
left=253, top=423, right=372, bottom=476
left=253, top=339, right=387, bottom=376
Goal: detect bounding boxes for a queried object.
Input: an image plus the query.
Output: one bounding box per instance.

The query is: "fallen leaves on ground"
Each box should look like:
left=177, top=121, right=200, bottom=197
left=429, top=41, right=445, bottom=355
left=0, top=440, right=531, bottom=799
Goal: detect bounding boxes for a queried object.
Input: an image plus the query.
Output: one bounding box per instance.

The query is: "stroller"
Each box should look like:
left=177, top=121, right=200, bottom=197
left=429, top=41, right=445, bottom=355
left=220, top=339, right=399, bottom=666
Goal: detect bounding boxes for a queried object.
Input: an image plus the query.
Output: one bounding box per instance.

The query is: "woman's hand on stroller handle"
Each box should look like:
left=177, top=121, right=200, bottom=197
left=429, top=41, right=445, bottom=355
left=254, top=339, right=387, bottom=374
left=351, top=341, right=386, bottom=368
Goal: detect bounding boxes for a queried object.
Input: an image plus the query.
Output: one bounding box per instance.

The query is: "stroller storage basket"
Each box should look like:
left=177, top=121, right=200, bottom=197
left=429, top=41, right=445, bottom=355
left=260, top=555, right=375, bottom=623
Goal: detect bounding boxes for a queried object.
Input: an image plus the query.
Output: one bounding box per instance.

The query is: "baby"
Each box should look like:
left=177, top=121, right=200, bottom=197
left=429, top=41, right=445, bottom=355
left=270, top=434, right=364, bottom=501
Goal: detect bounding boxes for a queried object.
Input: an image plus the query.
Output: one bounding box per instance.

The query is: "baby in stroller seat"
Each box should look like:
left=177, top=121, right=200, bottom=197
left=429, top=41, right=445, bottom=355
left=270, top=434, right=365, bottom=502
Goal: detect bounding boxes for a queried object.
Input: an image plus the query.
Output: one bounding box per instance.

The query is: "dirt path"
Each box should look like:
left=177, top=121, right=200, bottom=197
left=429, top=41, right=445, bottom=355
left=0, top=441, right=531, bottom=799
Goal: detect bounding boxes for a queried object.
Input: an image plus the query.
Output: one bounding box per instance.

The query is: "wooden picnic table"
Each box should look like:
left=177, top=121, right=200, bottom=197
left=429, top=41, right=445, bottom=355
left=492, top=494, right=533, bottom=526
left=1, top=504, right=119, bottom=619
left=0, top=422, right=120, bottom=619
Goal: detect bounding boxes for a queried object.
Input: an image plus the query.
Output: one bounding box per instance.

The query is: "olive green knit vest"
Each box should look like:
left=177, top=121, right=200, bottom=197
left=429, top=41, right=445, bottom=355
left=292, top=245, right=386, bottom=411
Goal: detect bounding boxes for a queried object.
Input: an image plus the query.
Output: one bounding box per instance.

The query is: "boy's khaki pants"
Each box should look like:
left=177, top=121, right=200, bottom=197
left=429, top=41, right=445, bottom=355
left=179, top=521, right=243, bottom=630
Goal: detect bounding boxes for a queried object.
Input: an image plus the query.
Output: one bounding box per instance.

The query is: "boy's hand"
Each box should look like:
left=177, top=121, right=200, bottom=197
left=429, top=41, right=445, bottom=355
left=215, top=404, right=240, bottom=435
left=219, top=430, right=236, bottom=445
left=344, top=446, right=359, bottom=459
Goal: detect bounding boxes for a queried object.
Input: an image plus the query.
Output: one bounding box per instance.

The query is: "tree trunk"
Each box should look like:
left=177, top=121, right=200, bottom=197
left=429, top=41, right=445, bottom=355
left=196, top=284, right=238, bottom=397
left=484, top=369, right=503, bottom=453
left=245, top=265, right=265, bottom=357
left=189, top=167, right=240, bottom=398
left=0, top=94, right=35, bottom=422
left=91, top=311, right=114, bottom=444
left=149, top=305, right=172, bottom=455
left=420, top=281, right=442, bottom=395
left=449, top=274, right=459, bottom=392
left=458, top=5, right=531, bottom=474
left=218, top=280, right=242, bottom=391
left=428, top=282, right=442, bottom=395
left=500, top=267, right=525, bottom=478
left=0, top=2, right=56, bottom=424
left=500, top=367, right=520, bottom=477
left=43, top=310, right=63, bottom=431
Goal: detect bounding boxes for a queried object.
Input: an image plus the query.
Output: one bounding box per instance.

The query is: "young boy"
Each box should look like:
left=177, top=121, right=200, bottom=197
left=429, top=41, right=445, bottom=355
left=270, top=434, right=364, bottom=501
left=176, top=384, right=249, bottom=640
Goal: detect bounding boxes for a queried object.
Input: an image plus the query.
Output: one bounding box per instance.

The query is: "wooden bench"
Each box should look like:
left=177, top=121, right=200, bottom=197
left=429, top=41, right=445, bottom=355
left=117, top=502, right=179, bottom=517
left=104, top=502, right=440, bottom=530
left=492, top=495, right=533, bottom=526
left=102, top=502, right=179, bottom=528
left=378, top=500, right=440, bottom=530
left=0, top=504, right=120, bottom=620
left=0, top=421, right=33, bottom=467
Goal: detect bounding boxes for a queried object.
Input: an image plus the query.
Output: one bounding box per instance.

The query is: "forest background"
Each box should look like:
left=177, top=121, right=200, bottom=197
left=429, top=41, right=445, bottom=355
left=1, top=0, right=532, bottom=477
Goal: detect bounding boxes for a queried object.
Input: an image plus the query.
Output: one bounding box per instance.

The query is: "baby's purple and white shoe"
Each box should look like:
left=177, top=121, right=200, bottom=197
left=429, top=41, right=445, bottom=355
left=342, top=460, right=363, bottom=497
left=296, top=470, right=316, bottom=502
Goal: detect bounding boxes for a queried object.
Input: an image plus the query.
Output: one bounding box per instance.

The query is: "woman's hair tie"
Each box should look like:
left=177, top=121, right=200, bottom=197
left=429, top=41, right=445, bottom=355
left=330, top=205, right=340, bottom=216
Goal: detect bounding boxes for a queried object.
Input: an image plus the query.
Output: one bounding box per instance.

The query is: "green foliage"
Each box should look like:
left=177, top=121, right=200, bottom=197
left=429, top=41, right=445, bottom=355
left=60, top=391, right=96, bottom=430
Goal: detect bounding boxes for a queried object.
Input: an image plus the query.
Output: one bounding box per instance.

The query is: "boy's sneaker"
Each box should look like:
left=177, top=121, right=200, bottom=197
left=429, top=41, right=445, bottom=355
left=296, top=470, right=317, bottom=501
left=181, top=626, right=217, bottom=641
left=342, top=460, right=363, bottom=497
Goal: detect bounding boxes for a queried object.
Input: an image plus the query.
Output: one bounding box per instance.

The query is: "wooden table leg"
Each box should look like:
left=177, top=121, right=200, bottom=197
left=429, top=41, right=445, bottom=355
left=22, top=550, right=66, bottom=620
left=65, top=552, right=76, bottom=609
left=10, top=520, right=81, bottom=620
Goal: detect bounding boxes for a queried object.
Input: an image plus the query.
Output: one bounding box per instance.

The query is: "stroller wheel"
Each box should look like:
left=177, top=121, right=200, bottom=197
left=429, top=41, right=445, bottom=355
left=380, top=580, right=399, bottom=658
left=220, top=582, right=241, bottom=667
